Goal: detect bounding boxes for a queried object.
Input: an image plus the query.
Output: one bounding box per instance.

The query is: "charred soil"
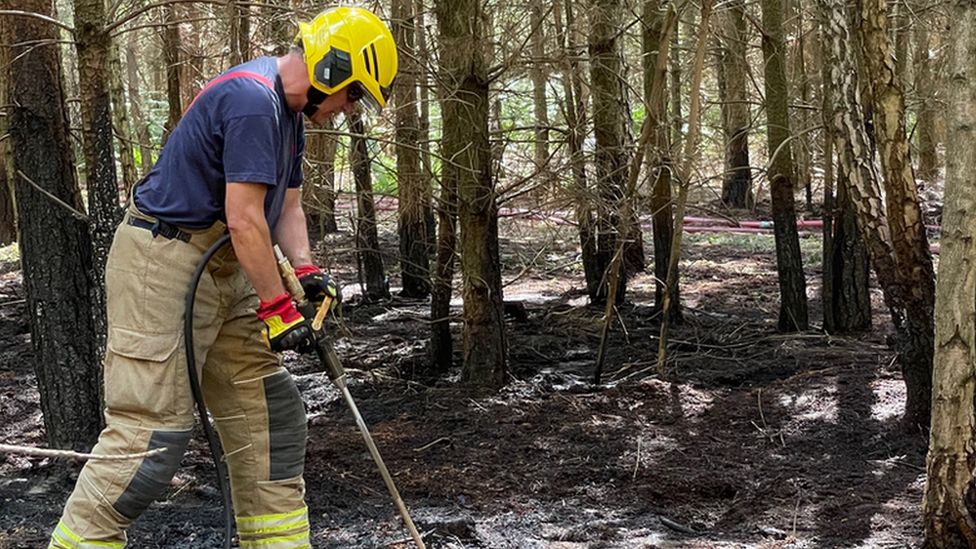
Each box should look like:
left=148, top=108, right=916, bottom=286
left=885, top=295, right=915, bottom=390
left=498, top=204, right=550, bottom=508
left=0, top=223, right=925, bottom=548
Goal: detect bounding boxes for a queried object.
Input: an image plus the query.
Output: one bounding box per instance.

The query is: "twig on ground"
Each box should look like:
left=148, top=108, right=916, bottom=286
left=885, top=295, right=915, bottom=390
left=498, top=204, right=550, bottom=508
left=0, top=443, right=167, bottom=461
left=660, top=516, right=698, bottom=535
left=413, top=437, right=452, bottom=453
left=633, top=437, right=642, bottom=480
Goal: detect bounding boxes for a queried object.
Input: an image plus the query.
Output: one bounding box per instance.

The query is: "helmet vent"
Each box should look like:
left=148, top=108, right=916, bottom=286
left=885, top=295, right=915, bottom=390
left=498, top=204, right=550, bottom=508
left=370, top=44, right=380, bottom=81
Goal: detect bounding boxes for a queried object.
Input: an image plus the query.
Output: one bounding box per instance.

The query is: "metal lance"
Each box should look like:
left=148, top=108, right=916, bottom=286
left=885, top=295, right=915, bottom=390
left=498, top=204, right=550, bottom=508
left=273, top=246, right=426, bottom=549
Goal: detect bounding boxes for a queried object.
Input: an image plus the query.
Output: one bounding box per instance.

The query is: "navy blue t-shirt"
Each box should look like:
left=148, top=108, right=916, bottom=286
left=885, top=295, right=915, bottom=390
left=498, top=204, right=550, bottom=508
left=135, top=57, right=304, bottom=229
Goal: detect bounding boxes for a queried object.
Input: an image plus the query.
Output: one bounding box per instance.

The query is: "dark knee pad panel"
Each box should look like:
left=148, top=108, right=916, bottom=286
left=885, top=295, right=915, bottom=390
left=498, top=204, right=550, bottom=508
left=265, top=372, right=308, bottom=480
left=113, top=429, right=192, bottom=519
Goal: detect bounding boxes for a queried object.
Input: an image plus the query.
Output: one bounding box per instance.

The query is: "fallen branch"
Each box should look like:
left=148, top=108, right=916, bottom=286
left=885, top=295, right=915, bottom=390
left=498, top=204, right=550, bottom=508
left=0, top=443, right=167, bottom=461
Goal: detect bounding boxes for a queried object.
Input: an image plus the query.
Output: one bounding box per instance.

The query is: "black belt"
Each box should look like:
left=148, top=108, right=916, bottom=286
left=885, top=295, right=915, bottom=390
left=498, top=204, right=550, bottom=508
left=127, top=216, right=193, bottom=243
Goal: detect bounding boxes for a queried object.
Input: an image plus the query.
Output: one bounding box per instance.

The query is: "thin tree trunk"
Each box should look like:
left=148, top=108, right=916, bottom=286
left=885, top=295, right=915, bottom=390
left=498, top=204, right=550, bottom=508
left=5, top=0, right=103, bottom=450
left=415, top=0, right=436, bottom=248
left=923, top=5, right=976, bottom=544
left=559, top=0, right=600, bottom=299
left=530, top=0, right=551, bottom=181
left=302, top=123, right=339, bottom=239
left=75, top=0, right=121, bottom=350
left=656, top=0, right=713, bottom=372
left=108, top=42, right=137, bottom=193
left=858, top=0, right=936, bottom=427
left=436, top=0, right=507, bottom=388
left=0, top=17, right=15, bottom=246
left=914, top=23, right=939, bottom=183
left=718, top=0, right=753, bottom=209
left=349, top=114, right=390, bottom=301
left=794, top=3, right=813, bottom=212
left=125, top=32, right=153, bottom=176
left=590, top=0, right=632, bottom=305
left=643, top=0, right=680, bottom=319
left=670, top=23, right=682, bottom=155
left=761, top=0, right=809, bottom=332
left=227, top=0, right=250, bottom=66
left=161, top=4, right=183, bottom=144
left=820, top=17, right=871, bottom=334
left=394, top=0, right=430, bottom=298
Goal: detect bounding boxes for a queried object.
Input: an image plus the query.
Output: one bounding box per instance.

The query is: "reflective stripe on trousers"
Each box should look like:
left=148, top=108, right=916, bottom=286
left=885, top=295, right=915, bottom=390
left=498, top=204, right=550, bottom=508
left=48, top=520, right=125, bottom=549
left=237, top=506, right=311, bottom=548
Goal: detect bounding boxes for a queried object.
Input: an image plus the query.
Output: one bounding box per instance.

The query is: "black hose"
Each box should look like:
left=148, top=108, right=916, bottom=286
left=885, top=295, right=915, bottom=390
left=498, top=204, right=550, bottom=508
left=183, top=234, right=233, bottom=549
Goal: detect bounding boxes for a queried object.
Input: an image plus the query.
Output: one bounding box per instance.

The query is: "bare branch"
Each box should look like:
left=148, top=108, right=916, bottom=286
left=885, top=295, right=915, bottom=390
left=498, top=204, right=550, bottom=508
left=0, top=443, right=168, bottom=461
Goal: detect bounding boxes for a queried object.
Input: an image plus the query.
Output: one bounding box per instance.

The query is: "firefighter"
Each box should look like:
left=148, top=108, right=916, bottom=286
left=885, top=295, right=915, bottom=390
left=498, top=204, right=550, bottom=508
left=48, top=7, right=397, bottom=548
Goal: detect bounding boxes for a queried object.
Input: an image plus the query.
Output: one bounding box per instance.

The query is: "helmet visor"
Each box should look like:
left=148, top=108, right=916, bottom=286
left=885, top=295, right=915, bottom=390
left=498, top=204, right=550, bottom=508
left=347, top=82, right=383, bottom=116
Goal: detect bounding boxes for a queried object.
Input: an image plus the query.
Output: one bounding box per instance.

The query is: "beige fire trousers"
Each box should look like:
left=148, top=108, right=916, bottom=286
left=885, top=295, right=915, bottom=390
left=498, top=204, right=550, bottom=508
left=49, top=204, right=310, bottom=548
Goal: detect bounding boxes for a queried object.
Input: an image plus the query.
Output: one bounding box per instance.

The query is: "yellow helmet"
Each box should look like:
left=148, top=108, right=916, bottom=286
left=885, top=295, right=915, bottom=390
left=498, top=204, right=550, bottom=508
left=296, top=6, right=398, bottom=116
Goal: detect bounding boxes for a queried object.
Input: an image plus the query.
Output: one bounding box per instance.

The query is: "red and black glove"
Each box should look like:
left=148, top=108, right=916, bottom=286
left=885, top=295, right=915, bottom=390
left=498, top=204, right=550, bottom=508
left=294, top=264, right=342, bottom=310
left=257, top=293, right=314, bottom=353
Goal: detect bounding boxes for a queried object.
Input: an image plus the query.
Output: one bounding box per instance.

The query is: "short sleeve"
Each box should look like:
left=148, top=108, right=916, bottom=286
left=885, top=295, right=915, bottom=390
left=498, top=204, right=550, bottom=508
left=288, top=119, right=305, bottom=189
left=222, top=114, right=280, bottom=186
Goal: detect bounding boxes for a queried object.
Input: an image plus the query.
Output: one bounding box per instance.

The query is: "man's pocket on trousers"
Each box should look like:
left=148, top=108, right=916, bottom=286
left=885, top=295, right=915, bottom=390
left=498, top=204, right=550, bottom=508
left=105, top=326, right=192, bottom=424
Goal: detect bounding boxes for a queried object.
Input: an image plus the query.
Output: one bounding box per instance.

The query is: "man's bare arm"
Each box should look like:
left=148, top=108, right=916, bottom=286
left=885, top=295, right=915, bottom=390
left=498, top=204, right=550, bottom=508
left=225, top=182, right=286, bottom=302
left=274, top=188, right=314, bottom=267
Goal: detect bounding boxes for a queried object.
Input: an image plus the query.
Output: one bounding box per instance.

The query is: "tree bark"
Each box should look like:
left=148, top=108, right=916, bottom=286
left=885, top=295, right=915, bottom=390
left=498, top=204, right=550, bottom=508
left=820, top=17, right=871, bottom=334
left=302, top=123, right=339, bottom=239
left=349, top=114, right=390, bottom=302
left=761, top=0, right=809, bottom=332
left=5, top=0, right=103, bottom=450
left=126, top=31, right=154, bottom=176
left=393, top=0, right=431, bottom=298
left=858, top=0, right=936, bottom=427
left=436, top=0, right=507, bottom=388
left=161, top=4, right=183, bottom=144
left=75, top=0, right=121, bottom=351
left=590, top=0, right=631, bottom=304
left=718, top=0, right=753, bottom=209
left=558, top=0, right=600, bottom=300
left=643, top=0, right=680, bottom=319
left=415, top=0, right=436, bottom=250
left=227, top=0, right=250, bottom=66
left=914, top=23, right=939, bottom=184
left=0, top=17, right=15, bottom=246
left=923, top=5, right=976, bottom=545
left=108, top=42, right=137, bottom=193
left=530, top=0, right=551, bottom=181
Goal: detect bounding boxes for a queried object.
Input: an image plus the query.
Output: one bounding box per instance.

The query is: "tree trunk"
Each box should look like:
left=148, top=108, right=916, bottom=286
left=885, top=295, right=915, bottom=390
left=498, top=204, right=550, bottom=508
left=302, top=123, right=339, bottom=239
left=75, top=0, right=121, bottom=351
left=923, top=5, right=976, bottom=544
left=227, top=0, right=250, bottom=66
left=393, top=0, right=431, bottom=298
left=670, top=24, right=682, bottom=155
left=914, top=23, right=939, bottom=184
left=558, top=0, right=600, bottom=300
left=820, top=17, right=871, bottom=334
left=5, top=0, right=103, bottom=450
left=0, top=17, right=15, bottom=246
left=126, top=32, right=154, bottom=176
left=530, top=0, right=551, bottom=181
left=349, top=114, right=390, bottom=302
left=793, top=3, right=814, bottom=212
left=590, top=0, right=631, bottom=305
left=162, top=4, right=183, bottom=144
left=858, top=0, right=936, bottom=428
left=415, top=0, right=436, bottom=250
left=718, top=0, right=753, bottom=209
left=761, top=0, right=809, bottom=332
left=436, top=0, right=507, bottom=388
left=643, top=0, right=680, bottom=319
left=108, top=42, right=137, bottom=193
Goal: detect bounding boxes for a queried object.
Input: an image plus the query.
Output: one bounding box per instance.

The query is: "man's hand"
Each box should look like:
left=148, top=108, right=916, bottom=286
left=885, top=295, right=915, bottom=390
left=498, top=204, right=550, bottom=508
left=257, top=293, right=314, bottom=353
left=294, top=264, right=342, bottom=310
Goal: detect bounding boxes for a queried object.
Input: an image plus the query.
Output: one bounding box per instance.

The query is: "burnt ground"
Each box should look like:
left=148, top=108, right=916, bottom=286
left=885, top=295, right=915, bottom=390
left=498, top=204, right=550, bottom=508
left=0, top=216, right=926, bottom=548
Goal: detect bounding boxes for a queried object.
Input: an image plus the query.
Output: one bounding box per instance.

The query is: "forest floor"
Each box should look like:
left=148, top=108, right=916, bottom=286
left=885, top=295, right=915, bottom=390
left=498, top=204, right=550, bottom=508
left=0, top=209, right=928, bottom=548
